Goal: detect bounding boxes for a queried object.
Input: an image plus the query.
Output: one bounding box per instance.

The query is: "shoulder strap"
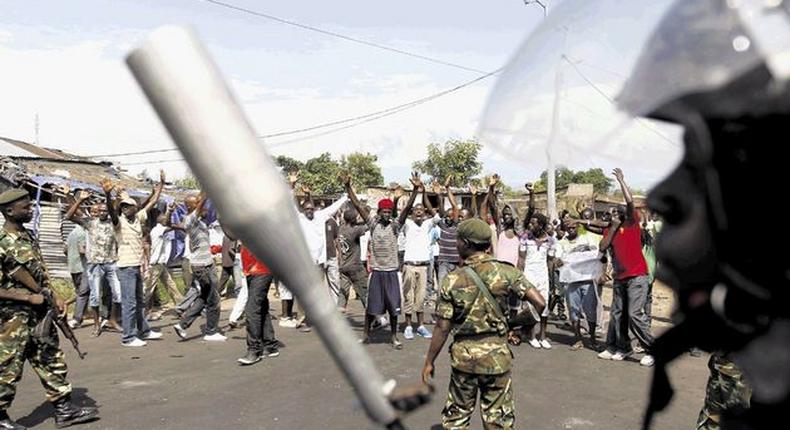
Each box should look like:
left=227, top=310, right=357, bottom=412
left=464, top=266, right=506, bottom=322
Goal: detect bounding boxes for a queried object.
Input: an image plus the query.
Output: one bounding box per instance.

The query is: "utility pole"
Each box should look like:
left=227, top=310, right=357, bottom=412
left=34, top=112, right=40, bottom=145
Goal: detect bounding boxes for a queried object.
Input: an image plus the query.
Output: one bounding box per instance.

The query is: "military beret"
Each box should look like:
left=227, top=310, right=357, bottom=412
left=0, top=188, right=30, bottom=206
left=457, top=218, right=492, bottom=244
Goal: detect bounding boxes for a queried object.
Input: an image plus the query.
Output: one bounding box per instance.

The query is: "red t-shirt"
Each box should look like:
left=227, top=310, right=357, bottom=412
left=240, top=245, right=270, bottom=277
left=603, top=211, right=648, bottom=281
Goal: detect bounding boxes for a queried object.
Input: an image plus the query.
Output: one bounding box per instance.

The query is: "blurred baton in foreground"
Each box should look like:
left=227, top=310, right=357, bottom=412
left=125, top=26, right=427, bottom=428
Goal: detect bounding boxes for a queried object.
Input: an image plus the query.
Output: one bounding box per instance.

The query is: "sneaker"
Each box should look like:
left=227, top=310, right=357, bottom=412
left=298, top=325, right=312, bottom=333
left=598, top=349, right=614, bottom=360
left=265, top=347, right=280, bottom=358
left=404, top=326, right=414, bottom=340
left=67, top=319, right=79, bottom=329
left=640, top=355, right=655, bottom=367
left=278, top=318, right=298, bottom=328
left=143, top=331, right=163, bottom=340
left=237, top=352, right=261, bottom=366
left=203, top=333, right=227, bottom=341
left=416, top=326, right=432, bottom=339
left=173, top=324, right=187, bottom=340
left=391, top=336, right=403, bottom=350
left=633, top=344, right=645, bottom=354
left=611, top=351, right=632, bottom=361
left=539, top=339, right=552, bottom=349
left=528, top=338, right=542, bottom=349
left=122, top=338, right=147, bottom=347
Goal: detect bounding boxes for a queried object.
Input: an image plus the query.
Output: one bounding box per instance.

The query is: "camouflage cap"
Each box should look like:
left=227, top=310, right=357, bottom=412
left=0, top=188, right=30, bottom=206
left=457, top=218, right=492, bottom=244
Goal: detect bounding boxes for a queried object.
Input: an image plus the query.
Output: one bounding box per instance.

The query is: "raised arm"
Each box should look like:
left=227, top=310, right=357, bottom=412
left=100, top=179, right=120, bottom=226
left=613, top=168, right=635, bottom=221
left=65, top=190, right=90, bottom=227
left=479, top=174, right=499, bottom=222
left=140, top=169, right=166, bottom=214
left=446, top=179, right=459, bottom=222
left=424, top=180, right=440, bottom=217
left=599, top=217, right=621, bottom=252
left=397, top=172, right=423, bottom=226
left=523, top=182, right=535, bottom=227
left=315, top=191, right=349, bottom=219
left=342, top=173, right=370, bottom=222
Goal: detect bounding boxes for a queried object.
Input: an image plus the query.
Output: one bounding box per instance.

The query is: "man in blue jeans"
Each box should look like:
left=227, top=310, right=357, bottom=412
left=110, top=172, right=166, bottom=347
left=593, top=169, right=655, bottom=366
left=66, top=188, right=123, bottom=336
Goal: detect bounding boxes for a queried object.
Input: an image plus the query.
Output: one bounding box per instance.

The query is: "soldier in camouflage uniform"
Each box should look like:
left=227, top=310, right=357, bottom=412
left=0, top=188, right=98, bottom=430
left=696, top=353, right=752, bottom=430
left=422, top=218, right=546, bottom=429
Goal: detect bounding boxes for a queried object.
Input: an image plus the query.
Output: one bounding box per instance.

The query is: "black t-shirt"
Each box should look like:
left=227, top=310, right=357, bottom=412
left=325, top=218, right=339, bottom=259
left=338, top=223, right=368, bottom=272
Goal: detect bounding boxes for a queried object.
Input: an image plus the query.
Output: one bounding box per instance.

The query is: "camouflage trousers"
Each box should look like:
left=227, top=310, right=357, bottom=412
left=0, top=311, right=72, bottom=410
left=442, top=368, right=514, bottom=430
left=696, top=354, right=751, bottom=430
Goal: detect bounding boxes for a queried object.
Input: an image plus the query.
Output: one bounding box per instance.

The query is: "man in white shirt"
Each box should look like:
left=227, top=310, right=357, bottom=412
left=291, top=179, right=348, bottom=301
left=400, top=191, right=439, bottom=341
left=143, top=204, right=182, bottom=317
left=555, top=225, right=602, bottom=350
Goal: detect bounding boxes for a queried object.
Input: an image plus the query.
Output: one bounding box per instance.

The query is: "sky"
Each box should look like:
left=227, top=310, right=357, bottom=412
left=0, top=0, right=682, bottom=191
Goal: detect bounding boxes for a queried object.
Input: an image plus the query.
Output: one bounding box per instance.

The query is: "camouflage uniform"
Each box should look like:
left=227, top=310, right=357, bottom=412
left=696, top=353, right=751, bottom=430
left=436, top=253, right=535, bottom=429
left=0, top=228, right=72, bottom=411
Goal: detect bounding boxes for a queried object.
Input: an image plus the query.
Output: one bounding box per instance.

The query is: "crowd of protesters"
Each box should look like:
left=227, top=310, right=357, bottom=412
left=56, top=167, right=661, bottom=367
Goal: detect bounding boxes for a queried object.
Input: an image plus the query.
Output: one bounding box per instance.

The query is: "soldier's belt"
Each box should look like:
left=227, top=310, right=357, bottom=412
left=453, top=333, right=505, bottom=342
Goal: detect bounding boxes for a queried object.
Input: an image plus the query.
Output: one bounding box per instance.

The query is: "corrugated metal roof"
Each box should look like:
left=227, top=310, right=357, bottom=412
left=0, top=137, right=80, bottom=160
left=37, top=203, right=71, bottom=279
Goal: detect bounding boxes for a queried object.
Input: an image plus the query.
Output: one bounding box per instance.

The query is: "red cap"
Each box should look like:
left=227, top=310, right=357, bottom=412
left=378, top=198, right=394, bottom=210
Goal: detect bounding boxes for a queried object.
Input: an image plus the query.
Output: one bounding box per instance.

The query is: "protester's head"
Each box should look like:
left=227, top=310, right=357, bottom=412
left=458, top=208, right=471, bottom=221
left=501, top=205, right=515, bottom=230
left=185, top=195, right=198, bottom=211
left=411, top=203, right=424, bottom=221
left=377, top=198, right=394, bottom=222
left=120, top=197, right=137, bottom=218
left=156, top=213, right=168, bottom=226
left=581, top=207, right=594, bottom=221
left=566, top=224, right=578, bottom=241
left=93, top=203, right=109, bottom=221
left=0, top=189, right=33, bottom=224
left=302, top=200, right=315, bottom=220
left=529, top=213, right=548, bottom=236
left=456, top=218, right=491, bottom=259
left=614, top=205, right=627, bottom=223
left=343, top=207, right=358, bottom=225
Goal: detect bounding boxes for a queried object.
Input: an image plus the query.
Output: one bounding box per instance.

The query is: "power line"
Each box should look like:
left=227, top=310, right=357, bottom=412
left=122, top=158, right=185, bottom=166
left=94, top=68, right=501, bottom=159
left=199, top=0, right=489, bottom=74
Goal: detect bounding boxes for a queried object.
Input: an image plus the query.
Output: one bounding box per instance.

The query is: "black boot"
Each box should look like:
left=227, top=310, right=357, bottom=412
left=53, top=396, right=98, bottom=428
left=0, top=410, right=26, bottom=430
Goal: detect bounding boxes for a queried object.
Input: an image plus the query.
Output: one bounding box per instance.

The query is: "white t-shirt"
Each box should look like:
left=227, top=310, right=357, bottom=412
left=519, top=234, right=556, bottom=283
left=298, top=196, right=349, bottom=265
left=149, top=223, right=172, bottom=266
left=556, top=234, right=602, bottom=283
left=402, top=214, right=440, bottom=263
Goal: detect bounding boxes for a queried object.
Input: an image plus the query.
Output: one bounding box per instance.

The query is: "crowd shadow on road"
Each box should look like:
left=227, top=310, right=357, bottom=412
left=17, top=387, right=99, bottom=428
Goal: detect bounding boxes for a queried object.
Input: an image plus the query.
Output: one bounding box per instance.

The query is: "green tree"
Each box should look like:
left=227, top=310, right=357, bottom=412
left=274, top=155, right=304, bottom=174
left=340, top=152, right=384, bottom=189
left=412, top=139, right=482, bottom=186
left=534, top=167, right=613, bottom=194
left=299, top=153, right=343, bottom=195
